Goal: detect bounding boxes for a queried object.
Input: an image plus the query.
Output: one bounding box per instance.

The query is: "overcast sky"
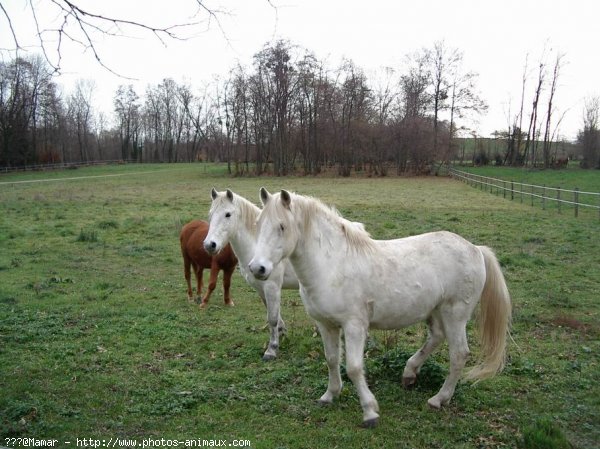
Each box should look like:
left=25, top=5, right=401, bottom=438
left=2, top=0, right=599, bottom=140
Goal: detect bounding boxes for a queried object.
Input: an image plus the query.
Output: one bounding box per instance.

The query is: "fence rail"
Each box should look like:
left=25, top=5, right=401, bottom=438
left=0, top=160, right=134, bottom=173
left=449, top=168, right=600, bottom=219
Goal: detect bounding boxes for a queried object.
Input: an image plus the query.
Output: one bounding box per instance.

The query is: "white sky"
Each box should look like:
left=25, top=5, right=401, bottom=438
left=2, top=0, right=599, bottom=140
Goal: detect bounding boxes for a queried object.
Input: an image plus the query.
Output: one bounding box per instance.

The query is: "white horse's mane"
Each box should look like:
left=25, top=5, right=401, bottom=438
left=273, top=192, right=376, bottom=255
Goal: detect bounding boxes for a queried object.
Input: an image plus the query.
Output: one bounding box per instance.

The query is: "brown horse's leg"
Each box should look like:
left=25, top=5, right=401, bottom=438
left=223, top=267, right=235, bottom=307
left=200, top=261, right=219, bottom=309
left=193, top=263, right=203, bottom=304
left=183, top=255, right=193, bottom=301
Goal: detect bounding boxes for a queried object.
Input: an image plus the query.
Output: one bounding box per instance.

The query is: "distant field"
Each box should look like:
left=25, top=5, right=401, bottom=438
left=1, top=163, right=598, bottom=448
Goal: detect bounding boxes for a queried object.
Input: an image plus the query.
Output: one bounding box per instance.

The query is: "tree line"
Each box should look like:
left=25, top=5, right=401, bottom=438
left=1, top=40, right=598, bottom=174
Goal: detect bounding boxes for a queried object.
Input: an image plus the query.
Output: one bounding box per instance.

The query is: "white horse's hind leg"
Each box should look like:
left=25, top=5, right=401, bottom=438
left=316, top=322, right=342, bottom=405
left=428, top=319, right=470, bottom=409
left=343, top=320, right=380, bottom=427
left=403, top=314, right=445, bottom=388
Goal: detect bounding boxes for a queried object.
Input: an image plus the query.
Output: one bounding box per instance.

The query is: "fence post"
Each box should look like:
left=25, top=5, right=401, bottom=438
left=503, top=181, right=506, bottom=199
left=531, top=184, right=534, bottom=207
left=574, top=188, right=579, bottom=218
left=542, top=185, right=546, bottom=210
left=520, top=182, right=523, bottom=203
left=557, top=187, right=561, bottom=214
left=511, top=181, right=514, bottom=200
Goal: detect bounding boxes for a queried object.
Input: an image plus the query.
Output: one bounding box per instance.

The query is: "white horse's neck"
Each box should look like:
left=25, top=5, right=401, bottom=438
left=229, top=199, right=260, bottom=266
left=289, top=197, right=361, bottom=286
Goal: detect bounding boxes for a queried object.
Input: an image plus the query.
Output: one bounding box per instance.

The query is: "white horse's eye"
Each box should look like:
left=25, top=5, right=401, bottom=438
left=225, top=212, right=231, bottom=218
left=279, top=223, right=285, bottom=232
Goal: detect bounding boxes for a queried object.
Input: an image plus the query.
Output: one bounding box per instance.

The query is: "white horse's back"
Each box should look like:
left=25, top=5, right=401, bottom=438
left=364, top=231, right=486, bottom=329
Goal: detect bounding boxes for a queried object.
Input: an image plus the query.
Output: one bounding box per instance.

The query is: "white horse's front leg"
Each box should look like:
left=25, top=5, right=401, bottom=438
left=260, top=283, right=285, bottom=361
left=343, top=320, right=380, bottom=427
left=316, top=322, right=342, bottom=404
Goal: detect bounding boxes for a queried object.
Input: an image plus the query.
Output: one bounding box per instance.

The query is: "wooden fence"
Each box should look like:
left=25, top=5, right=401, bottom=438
left=449, top=168, right=600, bottom=219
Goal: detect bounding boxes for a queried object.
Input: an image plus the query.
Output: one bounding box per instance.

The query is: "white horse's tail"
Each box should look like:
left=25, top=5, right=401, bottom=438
left=465, top=246, right=512, bottom=382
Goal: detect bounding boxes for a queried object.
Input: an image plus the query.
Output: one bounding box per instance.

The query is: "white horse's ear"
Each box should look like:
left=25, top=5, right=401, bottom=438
left=226, top=189, right=234, bottom=202
left=281, top=190, right=292, bottom=209
left=260, top=187, right=271, bottom=205
left=211, top=187, right=218, bottom=200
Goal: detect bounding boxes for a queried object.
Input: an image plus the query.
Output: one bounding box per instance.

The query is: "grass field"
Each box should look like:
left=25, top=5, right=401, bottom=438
left=1, top=163, right=598, bottom=448
left=456, top=165, right=600, bottom=193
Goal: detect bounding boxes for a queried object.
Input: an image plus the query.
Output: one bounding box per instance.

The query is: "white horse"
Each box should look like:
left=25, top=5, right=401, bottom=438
left=203, top=188, right=299, bottom=360
left=249, top=188, right=512, bottom=427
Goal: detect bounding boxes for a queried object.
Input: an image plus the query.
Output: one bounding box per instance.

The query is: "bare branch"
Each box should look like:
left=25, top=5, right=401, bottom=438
left=0, top=2, right=21, bottom=52
left=13, top=0, right=229, bottom=77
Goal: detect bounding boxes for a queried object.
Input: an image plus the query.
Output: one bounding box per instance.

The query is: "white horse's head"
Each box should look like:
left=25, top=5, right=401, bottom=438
left=204, top=188, right=239, bottom=255
left=249, top=188, right=299, bottom=280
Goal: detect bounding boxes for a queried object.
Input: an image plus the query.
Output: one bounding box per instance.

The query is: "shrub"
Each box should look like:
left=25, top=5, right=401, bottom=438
left=369, top=347, right=445, bottom=390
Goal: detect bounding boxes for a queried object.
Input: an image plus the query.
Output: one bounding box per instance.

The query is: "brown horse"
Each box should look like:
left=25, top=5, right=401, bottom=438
left=179, top=220, right=238, bottom=308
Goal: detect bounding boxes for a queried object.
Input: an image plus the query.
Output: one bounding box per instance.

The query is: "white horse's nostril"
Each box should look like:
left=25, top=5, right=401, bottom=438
left=204, top=240, right=217, bottom=253
left=249, top=261, right=268, bottom=279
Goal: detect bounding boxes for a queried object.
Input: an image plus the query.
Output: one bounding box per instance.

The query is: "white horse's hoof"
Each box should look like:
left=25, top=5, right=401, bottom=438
left=402, top=375, right=417, bottom=389
left=427, top=395, right=449, bottom=410
left=262, top=353, right=276, bottom=361
left=427, top=399, right=441, bottom=410
left=361, top=417, right=379, bottom=428
left=317, top=392, right=335, bottom=406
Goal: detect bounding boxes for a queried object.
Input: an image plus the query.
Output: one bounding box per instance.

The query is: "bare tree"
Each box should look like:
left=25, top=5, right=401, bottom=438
left=66, top=79, right=95, bottom=162
left=523, top=58, right=546, bottom=167
left=542, top=53, right=564, bottom=168
left=177, top=82, right=205, bottom=163
left=337, top=59, right=370, bottom=176
left=429, top=41, right=461, bottom=159
left=143, top=84, right=163, bottom=162
left=0, top=55, right=57, bottom=165
left=503, top=56, right=529, bottom=166
left=446, top=65, right=487, bottom=167
left=515, top=55, right=528, bottom=165
left=296, top=52, right=325, bottom=175
left=114, top=84, right=140, bottom=161
left=579, top=96, right=600, bottom=169
left=398, top=51, right=432, bottom=173
left=251, top=40, right=298, bottom=175
left=368, top=67, right=400, bottom=175
left=226, top=65, right=252, bottom=174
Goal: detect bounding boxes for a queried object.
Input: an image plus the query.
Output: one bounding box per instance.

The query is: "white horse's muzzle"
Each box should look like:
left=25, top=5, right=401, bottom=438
left=249, top=259, right=273, bottom=280
left=203, top=239, right=219, bottom=255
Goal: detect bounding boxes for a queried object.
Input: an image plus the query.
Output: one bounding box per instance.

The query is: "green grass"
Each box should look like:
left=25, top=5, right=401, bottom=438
left=0, top=163, right=598, bottom=448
